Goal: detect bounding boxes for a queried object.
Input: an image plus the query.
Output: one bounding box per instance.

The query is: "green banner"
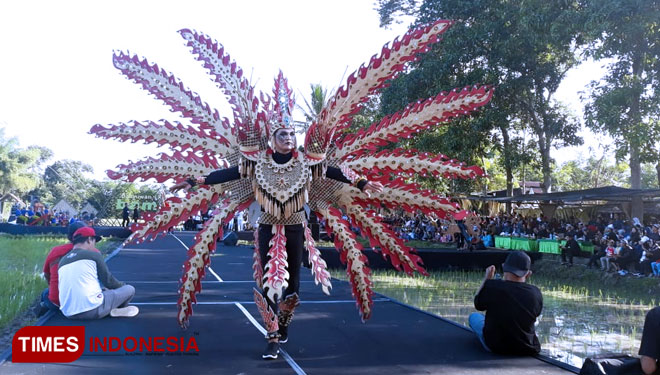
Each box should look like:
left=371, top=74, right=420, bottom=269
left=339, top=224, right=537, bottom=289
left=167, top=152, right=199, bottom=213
left=115, top=195, right=159, bottom=212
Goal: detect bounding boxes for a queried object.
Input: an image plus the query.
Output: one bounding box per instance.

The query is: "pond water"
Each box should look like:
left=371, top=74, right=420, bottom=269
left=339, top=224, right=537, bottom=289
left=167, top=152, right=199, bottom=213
left=346, top=270, right=652, bottom=368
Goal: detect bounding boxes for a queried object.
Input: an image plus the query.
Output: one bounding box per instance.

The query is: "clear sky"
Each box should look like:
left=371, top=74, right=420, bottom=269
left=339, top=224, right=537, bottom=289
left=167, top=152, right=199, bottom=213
left=0, top=0, right=607, bottom=182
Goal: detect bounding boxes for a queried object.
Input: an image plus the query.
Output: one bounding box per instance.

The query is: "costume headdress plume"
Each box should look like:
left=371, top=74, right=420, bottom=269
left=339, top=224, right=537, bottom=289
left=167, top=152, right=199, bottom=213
left=91, top=20, right=493, bottom=327
left=268, top=71, right=295, bottom=138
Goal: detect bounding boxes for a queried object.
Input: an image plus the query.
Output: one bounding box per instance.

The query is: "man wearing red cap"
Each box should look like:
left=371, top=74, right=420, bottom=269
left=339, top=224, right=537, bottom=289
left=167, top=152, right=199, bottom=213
left=38, top=221, right=86, bottom=315
left=58, top=226, right=138, bottom=319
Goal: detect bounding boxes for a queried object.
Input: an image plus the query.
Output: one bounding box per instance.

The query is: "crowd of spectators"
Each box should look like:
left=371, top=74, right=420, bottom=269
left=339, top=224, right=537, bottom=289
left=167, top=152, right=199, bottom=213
left=482, top=212, right=660, bottom=277
left=372, top=211, right=660, bottom=278
left=7, top=204, right=88, bottom=226
left=383, top=214, right=454, bottom=243
left=11, top=200, right=660, bottom=279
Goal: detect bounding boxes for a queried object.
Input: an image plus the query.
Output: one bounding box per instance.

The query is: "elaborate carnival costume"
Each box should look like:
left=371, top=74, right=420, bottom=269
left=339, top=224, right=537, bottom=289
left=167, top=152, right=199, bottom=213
left=91, top=19, right=493, bottom=359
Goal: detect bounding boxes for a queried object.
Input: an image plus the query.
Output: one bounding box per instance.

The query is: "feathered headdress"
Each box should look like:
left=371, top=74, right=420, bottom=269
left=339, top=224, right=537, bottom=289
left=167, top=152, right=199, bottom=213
left=267, top=71, right=295, bottom=138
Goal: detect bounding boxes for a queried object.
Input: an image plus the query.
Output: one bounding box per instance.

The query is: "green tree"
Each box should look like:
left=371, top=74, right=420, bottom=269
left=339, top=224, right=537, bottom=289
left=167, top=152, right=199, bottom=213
left=296, top=83, right=328, bottom=133
left=377, top=0, right=418, bottom=27
left=377, top=13, right=509, bottom=196
left=641, top=163, right=660, bottom=189
left=377, top=0, right=585, bottom=195
left=554, top=155, right=629, bottom=191
left=43, top=160, right=94, bottom=208
left=0, top=128, right=52, bottom=197
left=583, top=0, right=660, bottom=217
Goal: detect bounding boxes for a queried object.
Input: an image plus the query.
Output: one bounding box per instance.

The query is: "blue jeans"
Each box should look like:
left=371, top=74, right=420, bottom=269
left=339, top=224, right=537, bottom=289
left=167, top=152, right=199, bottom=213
left=652, top=262, right=660, bottom=276
left=40, top=288, right=60, bottom=312
left=468, top=312, right=491, bottom=352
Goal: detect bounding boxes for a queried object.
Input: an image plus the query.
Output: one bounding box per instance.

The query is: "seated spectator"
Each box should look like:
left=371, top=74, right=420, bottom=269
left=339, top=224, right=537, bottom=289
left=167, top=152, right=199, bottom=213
left=564, top=224, right=576, bottom=239
left=630, top=226, right=642, bottom=245
left=618, top=229, right=627, bottom=241
left=640, top=307, right=660, bottom=375
left=473, top=239, right=487, bottom=250
left=587, top=238, right=605, bottom=269
left=469, top=251, right=543, bottom=355
left=630, top=239, right=647, bottom=275
left=58, top=226, right=138, bottom=319
left=501, top=221, right=512, bottom=235
left=481, top=231, right=494, bottom=248
left=613, top=240, right=635, bottom=275
left=651, top=250, right=660, bottom=278
left=561, top=234, right=581, bottom=266
left=579, top=227, right=590, bottom=241
left=650, top=225, right=660, bottom=242
left=600, top=240, right=617, bottom=272
left=37, top=222, right=87, bottom=315
left=639, top=239, right=657, bottom=276
left=613, top=215, right=624, bottom=231
left=556, top=225, right=567, bottom=239
left=605, top=225, right=619, bottom=242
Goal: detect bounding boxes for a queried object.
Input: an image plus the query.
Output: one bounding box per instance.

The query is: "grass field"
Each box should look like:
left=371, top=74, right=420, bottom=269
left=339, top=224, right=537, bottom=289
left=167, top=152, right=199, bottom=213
left=0, top=235, right=122, bottom=329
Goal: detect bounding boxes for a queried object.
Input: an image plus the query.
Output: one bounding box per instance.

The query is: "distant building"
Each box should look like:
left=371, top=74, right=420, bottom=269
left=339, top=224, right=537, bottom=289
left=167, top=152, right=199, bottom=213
left=520, top=181, right=544, bottom=195
left=80, top=202, right=98, bottom=219
left=52, top=200, right=78, bottom=217
left=486, top=181, right=545, bottom=197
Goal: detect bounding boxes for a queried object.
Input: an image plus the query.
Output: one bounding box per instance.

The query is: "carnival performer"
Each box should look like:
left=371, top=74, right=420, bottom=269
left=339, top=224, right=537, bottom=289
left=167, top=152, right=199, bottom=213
left=91, top=19, right=493, bottom=361
left=169, top=89, right=383, bottom=359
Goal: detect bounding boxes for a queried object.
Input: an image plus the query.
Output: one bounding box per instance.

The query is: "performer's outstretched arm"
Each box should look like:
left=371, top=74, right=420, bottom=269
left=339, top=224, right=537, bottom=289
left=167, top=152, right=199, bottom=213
left=202, top=166, right=240, bottom=185
left=325, top=166, right=383, bottom=196
left=169, top=166, right=240, bottom=193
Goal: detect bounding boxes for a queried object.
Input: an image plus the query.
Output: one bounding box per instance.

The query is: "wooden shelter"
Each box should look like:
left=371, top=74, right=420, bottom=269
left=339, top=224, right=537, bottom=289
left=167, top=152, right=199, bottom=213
left=467, top=186, right=660, bottom=219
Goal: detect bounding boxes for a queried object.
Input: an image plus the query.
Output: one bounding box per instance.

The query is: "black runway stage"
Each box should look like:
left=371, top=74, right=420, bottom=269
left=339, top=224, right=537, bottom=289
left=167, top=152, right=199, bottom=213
left=2, top=232, right=577, bottom=374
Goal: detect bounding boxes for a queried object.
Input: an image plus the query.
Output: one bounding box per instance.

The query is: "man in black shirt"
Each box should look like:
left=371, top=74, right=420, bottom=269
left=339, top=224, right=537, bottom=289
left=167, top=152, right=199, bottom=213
left=561, top=234, right=581, bottom=266
left=606, top=225, right=619, bottom=242
left=640, top=306, right=660, bottom=375
left=469, top=251, right=543, bottom=355
left=121, top=203, right=130, bottom=227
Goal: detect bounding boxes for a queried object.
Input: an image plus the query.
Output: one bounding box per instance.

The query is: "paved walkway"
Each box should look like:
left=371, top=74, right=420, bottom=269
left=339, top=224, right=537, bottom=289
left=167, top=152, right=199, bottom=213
left=2, top=232, right=577, bottom=374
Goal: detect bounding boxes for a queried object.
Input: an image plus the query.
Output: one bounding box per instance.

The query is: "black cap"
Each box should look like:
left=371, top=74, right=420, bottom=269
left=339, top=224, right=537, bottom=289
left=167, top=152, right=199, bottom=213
left=67, top=221, right=87, bottom=242
left=502, top=251, right=531, bottom=277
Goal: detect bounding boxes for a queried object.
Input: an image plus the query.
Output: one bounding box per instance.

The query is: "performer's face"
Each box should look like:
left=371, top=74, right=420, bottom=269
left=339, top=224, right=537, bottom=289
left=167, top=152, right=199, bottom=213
left=273, top=129, right=296, bottom=154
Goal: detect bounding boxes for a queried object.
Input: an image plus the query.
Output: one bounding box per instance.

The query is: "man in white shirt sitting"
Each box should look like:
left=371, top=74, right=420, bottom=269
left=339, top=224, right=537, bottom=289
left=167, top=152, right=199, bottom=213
left=58, top=226, right=138, bottom=319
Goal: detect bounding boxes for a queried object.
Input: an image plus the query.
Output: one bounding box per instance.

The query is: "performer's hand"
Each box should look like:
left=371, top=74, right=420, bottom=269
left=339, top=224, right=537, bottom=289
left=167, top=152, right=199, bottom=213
left=169, top=181, right=192, bottom=194
left=484, top=265, right=496, bottom=280
left=363, top=181, right=384, bottom=197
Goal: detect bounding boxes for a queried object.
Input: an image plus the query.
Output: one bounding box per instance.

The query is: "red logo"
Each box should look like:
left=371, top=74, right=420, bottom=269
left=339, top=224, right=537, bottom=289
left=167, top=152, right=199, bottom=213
left=12, top=326, right=85, bottom=363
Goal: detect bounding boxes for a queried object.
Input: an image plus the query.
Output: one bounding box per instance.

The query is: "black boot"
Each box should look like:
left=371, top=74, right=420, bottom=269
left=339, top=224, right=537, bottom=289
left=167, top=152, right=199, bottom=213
left=278, top=293, right=299, bottom=344
left=262, top=341, right=280, bottom=360
left=279, top=324, right=289, bottom=343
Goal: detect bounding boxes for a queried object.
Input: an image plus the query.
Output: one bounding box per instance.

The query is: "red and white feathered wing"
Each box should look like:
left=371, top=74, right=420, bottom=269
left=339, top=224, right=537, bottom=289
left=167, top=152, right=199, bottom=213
left=92, top=19, right=493, bottom=326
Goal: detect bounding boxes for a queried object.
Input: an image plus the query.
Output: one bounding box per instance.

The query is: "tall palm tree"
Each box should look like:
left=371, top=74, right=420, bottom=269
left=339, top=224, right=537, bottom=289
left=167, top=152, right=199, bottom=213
left=296, top=83, right=328, bottom=133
